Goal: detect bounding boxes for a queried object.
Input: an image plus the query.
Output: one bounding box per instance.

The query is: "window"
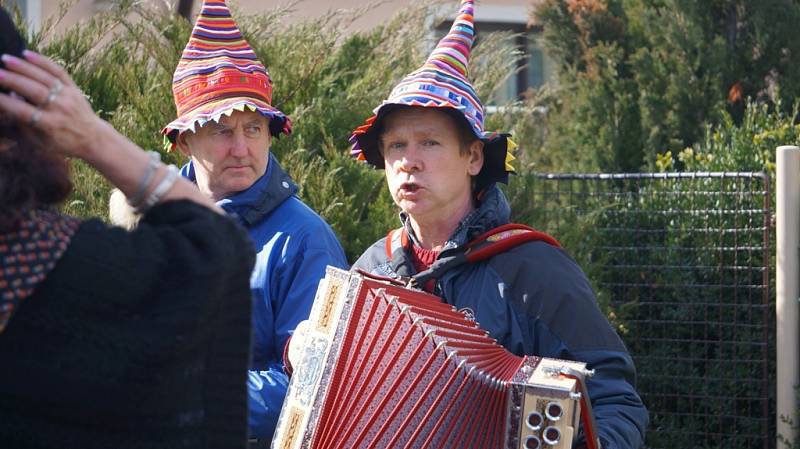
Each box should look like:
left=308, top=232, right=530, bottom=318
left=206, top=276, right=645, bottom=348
left=432, top=4, right=555, bottom=106
left=7, top=0, right=41, bottom=32
left=526, top=34, right=553, bottom=91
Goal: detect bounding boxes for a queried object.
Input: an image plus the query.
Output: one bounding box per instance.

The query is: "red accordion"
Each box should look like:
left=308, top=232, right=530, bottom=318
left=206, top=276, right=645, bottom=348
left=273, top=268, right=600, bottom=449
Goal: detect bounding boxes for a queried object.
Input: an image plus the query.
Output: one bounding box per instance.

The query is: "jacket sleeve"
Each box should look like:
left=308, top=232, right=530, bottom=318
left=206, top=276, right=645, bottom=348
left=247, top=231, right=348, bottom=440
left=571, top=349, right=648, bottom=449
left=506, top=243, right=648, bottom=449
left=247, top=366, right=290, bottom=440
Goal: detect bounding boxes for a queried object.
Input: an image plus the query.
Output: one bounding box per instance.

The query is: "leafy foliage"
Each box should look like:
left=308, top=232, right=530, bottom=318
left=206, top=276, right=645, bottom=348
left=531, top=0, right=800, bottom=172
left=656, top=99, right=800, bottom=174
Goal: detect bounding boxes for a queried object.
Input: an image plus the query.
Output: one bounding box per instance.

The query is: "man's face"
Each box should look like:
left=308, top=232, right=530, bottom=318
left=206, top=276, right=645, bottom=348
left=380, top=108, right=484, bottom=226
left=178, top=110, right=271, bottom=201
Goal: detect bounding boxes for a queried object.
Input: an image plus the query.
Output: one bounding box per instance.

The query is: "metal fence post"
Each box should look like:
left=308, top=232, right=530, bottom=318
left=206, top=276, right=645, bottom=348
left=777, top=145, right=800, bottom=448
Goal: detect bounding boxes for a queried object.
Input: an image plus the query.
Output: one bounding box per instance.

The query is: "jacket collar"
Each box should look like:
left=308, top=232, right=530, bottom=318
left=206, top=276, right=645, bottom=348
left=399, top=184, right=511, bottom=254
left=180, top=153, right=298, bottom=227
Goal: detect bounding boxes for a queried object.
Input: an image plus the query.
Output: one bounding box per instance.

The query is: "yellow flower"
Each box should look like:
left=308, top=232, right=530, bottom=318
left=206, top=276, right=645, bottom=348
left=677, top=147, right=694, bottom=163
left=656, top=151, right=673, bottom=172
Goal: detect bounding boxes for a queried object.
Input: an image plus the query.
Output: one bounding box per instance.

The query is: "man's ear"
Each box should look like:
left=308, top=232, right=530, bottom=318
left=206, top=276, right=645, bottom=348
left=467, top=140, right=484, bottom=176
left=176, top=131, right=193, bottom=158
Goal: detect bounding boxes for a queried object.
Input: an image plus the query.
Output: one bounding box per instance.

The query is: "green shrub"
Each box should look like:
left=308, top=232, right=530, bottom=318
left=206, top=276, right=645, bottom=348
left=656, top=99, right=800, bottom=174
left=532, top=0, right=800, bottom=173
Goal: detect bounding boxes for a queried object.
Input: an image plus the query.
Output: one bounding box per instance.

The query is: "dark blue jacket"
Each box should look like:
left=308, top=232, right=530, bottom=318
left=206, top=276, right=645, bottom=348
left=352, top=185, right=647, bottom=449
left=182, top=154, right=348, bottom=440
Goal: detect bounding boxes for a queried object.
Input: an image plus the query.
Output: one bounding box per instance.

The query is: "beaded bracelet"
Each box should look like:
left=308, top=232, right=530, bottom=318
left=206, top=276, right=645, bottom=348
left=127, top=151, right=161, bottom=208
left=136, top=165, right=179, bottom=214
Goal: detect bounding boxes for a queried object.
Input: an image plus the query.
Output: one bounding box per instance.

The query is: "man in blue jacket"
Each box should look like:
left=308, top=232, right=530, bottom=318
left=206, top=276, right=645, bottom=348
left=161, top=1, right=348, bottom=444
left=348, top=1, right=647, bottom=448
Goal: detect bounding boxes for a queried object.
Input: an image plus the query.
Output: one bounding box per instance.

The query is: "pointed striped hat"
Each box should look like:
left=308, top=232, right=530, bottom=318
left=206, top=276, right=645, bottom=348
left=349, top=0, right=516, bottom=191
left=162, top=0, right=290, bottom=151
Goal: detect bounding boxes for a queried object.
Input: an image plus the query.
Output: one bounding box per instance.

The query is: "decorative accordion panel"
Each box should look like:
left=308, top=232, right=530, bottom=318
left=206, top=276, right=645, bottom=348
left=273, top=268, right=594, bottom=449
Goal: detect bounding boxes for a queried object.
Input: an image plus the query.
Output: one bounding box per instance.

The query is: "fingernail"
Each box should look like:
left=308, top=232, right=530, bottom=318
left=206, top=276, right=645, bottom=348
left=1, top=54, right=18, bottom=65
left=22, top=50, right=36, bottom=60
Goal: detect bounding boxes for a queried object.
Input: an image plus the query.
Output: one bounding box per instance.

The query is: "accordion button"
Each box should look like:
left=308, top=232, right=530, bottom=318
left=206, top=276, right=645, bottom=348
left=545, top=402, right=563, bottom=421
left=524, top=435, right=542, bottom=449
left=543, top=426, right=561, bottom=446
left=526, top=411, right=543, bottom=430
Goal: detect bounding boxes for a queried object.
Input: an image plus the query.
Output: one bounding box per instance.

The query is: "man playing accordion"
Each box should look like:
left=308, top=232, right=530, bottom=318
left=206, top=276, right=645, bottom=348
left=348, top=1, right=648, bottom=448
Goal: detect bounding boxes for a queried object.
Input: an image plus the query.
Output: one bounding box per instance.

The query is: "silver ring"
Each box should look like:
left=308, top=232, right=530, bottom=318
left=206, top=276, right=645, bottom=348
left=42, top=90, right=58, bottom=107
left=41, top=80, right=63, bottom=107
left=29, top=108, right=43, bottom=126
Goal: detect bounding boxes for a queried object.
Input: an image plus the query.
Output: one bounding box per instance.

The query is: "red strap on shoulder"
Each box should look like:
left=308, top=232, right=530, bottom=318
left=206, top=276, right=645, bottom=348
left=385, top=229, right=395, bottom=259
left=388, top=224, right=558, bottom=268
left=464, top=224, right=561, bottom=263
left=385, top=227, right=409, bottom=261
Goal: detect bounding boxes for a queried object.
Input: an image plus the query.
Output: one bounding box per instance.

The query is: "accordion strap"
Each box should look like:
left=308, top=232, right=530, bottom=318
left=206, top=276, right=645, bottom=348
left=392, top=223, right=561, bottom=289
left=385, top=227, right=409, bottom=260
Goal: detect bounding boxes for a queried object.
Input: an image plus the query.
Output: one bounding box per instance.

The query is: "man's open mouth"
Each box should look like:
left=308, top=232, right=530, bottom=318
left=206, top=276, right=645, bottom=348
left=400, top=182, right=420, bottom=192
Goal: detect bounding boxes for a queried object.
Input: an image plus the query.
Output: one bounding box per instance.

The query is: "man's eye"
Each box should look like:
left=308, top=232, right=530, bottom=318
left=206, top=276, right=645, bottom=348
left=422, top=140, right=439, bottom=146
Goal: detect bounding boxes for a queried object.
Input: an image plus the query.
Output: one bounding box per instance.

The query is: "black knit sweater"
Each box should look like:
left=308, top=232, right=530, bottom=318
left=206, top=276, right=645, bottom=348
left=0, top=200, right=255, bottom=449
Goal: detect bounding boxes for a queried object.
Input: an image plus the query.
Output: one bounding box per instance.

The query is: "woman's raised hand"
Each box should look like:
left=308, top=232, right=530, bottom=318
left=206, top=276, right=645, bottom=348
left=0, top=51, right=106, bottom=160
left=0, top=50, right=222, bottom=215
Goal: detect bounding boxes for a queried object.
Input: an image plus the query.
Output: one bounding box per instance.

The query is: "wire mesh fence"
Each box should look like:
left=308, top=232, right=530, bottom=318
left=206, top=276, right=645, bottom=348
left=516, top=172, right=773, bottom=449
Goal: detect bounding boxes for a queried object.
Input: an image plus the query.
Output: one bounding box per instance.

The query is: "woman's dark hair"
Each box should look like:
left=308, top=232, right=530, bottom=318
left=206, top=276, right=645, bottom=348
left=0, top=9, right=72, bottom=232
left=0, top=125, right=73, bottom=232
left=0, top=6, right=26, bottom=91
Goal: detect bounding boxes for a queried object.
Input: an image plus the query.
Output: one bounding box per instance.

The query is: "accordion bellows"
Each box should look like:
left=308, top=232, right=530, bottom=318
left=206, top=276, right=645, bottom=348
left=273, top=268, right=597, bottom=449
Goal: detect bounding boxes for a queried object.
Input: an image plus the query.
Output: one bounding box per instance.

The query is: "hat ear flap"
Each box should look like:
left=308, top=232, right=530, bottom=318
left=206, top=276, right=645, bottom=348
left=473, top=134, right=514, bottom=193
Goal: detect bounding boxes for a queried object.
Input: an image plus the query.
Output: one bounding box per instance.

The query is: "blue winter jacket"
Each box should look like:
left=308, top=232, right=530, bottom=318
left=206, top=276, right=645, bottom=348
left=353, top=185, right=648, bottom=449
left=181, top=154, right=348, bottom=440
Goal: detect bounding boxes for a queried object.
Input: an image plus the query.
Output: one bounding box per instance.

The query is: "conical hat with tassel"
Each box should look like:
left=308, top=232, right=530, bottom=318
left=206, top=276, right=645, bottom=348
left=349, top=0, right=516, bottom=192
left=161, top=0, right=290, bottom=151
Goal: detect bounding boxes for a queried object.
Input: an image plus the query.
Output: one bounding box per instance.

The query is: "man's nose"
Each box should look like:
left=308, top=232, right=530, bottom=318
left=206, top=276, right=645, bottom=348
left=230, top=130, right=248, bottom=157
left=398, top=146, right=422, bottom=172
